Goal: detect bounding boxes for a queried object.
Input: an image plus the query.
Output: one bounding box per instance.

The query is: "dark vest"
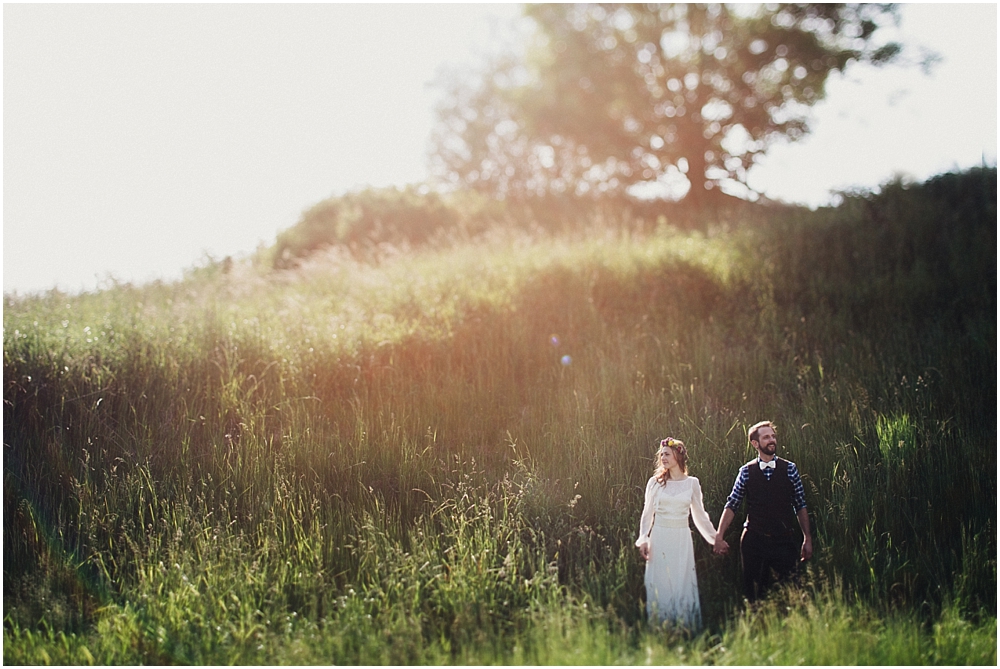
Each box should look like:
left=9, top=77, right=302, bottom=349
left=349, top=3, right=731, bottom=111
left=745, top=457, right=799, bottom=537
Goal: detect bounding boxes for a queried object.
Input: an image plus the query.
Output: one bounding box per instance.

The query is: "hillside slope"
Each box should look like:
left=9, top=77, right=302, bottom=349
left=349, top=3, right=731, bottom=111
left=4, top=167, right=995, bottom=664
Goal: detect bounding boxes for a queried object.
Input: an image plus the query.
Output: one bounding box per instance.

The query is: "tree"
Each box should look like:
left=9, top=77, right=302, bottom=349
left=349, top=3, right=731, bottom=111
left=431, top=3, right=903, bottom=205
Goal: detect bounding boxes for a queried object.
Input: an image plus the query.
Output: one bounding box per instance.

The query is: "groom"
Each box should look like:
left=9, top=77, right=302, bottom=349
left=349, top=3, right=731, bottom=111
left=713, top=421, right=812, bottom=602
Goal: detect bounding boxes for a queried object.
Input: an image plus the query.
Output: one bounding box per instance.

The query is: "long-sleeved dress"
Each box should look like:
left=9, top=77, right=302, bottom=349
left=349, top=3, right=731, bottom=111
left=635, top=475, right=717, bottom=629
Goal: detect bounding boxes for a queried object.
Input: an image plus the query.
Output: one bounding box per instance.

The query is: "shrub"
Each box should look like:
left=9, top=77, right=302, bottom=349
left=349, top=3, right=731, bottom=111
left=272, top=186, right=515, bottom=267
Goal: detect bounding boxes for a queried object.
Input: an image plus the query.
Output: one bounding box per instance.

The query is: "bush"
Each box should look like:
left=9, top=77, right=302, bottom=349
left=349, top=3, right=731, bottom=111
left=272, top=186, right=511, bottom=268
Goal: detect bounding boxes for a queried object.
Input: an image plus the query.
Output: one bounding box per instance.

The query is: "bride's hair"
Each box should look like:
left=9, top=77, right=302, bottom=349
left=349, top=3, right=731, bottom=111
left=654, top=437, right=688, bottom=484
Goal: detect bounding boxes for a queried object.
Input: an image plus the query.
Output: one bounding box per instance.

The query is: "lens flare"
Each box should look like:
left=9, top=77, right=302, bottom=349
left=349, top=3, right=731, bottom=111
left=560, top=355, right=572, bottom=366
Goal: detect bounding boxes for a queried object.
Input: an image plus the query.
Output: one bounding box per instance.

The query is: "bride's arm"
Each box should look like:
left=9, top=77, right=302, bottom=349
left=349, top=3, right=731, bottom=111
left=689, top=477, right=717, bottom=545
left=635, top=477, right=657, bottom=548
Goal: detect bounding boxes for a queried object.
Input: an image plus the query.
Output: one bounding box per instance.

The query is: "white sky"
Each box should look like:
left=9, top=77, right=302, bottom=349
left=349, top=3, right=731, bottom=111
left=3, top=3, right=997, bottom=295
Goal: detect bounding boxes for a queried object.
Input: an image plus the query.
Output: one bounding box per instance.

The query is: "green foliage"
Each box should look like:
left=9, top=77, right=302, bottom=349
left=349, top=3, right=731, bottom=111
left=431, top=3, right=904, bottom=202
left=4, top=167, right=995, bottom=663
left=271, top=185, right=506, bottom=268
left=702, top=582, right=996, bottom=665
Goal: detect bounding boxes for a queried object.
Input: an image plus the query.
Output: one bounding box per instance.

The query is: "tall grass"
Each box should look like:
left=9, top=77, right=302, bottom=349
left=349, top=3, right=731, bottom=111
left=4, top=168, right=995, bottom=663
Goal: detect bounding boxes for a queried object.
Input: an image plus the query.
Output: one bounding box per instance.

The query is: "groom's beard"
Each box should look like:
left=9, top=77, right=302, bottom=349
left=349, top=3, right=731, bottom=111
left=759, top=444, right=776, bottom=456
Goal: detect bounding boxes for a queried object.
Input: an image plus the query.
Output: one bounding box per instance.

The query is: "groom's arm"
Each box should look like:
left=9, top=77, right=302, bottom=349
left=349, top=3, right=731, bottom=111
left=797, top=508, right=812, bottom=560
left=788, top=463, right=812, bottom=560
left=714, top=466, right=747, bottom=554
left=713, top=508, right=735, bottom=554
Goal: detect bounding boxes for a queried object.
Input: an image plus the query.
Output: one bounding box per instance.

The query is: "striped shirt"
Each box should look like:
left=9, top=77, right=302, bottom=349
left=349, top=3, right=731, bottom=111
left=724, top=459, right=807, bottom=515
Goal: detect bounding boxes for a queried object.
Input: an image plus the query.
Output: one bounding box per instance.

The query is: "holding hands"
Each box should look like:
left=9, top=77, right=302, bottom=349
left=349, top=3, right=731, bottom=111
left=713, top=509, right=734, bottom=556
left=640, top=534, right=729, bottom=560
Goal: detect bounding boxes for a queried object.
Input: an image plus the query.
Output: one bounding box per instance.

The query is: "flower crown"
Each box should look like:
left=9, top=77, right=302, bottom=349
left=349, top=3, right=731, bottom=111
left=660, top=437, right=686, bottom=455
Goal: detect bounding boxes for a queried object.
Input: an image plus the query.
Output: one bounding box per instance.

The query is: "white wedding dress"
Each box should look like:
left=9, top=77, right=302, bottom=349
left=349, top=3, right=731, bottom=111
left=635, top=475, right=717, bottom=629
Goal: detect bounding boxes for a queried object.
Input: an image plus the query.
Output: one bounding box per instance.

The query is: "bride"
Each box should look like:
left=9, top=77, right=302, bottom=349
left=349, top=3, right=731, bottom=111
left=635, top=437, right=726, bottom=629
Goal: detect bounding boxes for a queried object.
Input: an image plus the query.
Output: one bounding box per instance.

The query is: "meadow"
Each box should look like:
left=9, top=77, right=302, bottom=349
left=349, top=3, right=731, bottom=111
left=3, top=167, right=996, bottom=664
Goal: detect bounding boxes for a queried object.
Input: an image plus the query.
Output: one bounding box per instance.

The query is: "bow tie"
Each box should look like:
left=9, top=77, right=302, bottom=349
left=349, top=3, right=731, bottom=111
left=759, top=460, right=776, bottom=470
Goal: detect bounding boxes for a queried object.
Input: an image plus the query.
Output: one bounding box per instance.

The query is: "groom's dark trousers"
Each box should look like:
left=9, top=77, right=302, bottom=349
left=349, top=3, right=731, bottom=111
left=740, top=528, right=799, bottom=602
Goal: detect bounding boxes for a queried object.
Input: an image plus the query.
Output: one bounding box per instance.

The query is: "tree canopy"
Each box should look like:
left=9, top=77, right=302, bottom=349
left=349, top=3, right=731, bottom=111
left=431, top=3, right=903, bottom=204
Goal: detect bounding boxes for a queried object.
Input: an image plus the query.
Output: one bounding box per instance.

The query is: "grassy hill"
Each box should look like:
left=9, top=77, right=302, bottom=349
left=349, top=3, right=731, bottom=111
left=4, top=167, right=996, bottom=664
